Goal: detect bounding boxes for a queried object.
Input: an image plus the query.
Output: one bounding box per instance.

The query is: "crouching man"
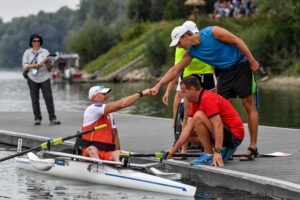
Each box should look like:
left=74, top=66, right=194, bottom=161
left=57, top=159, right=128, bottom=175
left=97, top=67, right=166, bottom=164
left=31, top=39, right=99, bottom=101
left=166, top=76, right=244, bottom=167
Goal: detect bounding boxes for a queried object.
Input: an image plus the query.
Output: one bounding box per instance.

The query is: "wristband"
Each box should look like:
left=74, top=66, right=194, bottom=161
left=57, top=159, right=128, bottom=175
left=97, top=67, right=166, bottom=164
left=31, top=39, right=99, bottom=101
left=137, top=91, right=143, bottom=97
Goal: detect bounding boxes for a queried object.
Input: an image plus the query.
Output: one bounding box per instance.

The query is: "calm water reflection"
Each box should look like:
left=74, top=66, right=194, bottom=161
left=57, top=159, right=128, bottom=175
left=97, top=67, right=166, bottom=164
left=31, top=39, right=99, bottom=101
left=0, top=70, right=299, bottom=128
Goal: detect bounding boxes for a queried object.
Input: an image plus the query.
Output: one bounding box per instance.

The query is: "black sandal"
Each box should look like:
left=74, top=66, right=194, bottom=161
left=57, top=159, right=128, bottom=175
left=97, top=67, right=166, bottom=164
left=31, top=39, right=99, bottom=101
left=240, top=147, right=258, bottom=161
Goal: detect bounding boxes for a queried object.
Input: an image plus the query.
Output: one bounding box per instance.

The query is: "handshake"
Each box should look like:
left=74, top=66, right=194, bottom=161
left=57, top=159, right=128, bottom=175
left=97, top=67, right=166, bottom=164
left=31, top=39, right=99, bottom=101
left=139, top=84, right=162, bottom=97
left=139, top=88, right=156, bottom=97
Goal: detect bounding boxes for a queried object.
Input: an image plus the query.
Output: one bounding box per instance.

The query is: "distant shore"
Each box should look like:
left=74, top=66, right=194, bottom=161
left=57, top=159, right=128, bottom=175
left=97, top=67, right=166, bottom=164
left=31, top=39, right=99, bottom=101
left=258, top=76, right=300, bottom=89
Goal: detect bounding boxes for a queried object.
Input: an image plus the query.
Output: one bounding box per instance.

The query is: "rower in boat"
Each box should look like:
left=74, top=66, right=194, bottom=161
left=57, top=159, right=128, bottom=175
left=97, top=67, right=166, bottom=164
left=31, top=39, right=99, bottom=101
left=80, top=85, right=151, bottom=162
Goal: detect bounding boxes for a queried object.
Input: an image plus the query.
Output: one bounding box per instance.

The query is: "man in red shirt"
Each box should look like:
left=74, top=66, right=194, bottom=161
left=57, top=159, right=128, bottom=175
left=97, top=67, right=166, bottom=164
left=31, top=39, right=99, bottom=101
left=167, top=76, right=244, bottom=167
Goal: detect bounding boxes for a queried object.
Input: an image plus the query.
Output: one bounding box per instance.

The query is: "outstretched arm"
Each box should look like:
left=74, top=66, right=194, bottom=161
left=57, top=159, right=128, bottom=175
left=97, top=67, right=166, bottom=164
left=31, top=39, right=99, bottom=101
left=151, top=54, right=191, bottom=95
left=167, top=117, right=194, bottom=159
left=104, top=88, right=150, bottom=114
left=212, top=26, right=259, bottom=72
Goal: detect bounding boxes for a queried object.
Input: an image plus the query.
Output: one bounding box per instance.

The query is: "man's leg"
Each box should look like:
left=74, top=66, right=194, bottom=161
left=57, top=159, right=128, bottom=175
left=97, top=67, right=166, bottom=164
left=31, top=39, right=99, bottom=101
left=172, top=91, right=190, bottom=157
left=193, top=111, right=213, bottom=154
left=241, top=95, right=258, bottom=149
left=109, top=150, right=120, bottom=162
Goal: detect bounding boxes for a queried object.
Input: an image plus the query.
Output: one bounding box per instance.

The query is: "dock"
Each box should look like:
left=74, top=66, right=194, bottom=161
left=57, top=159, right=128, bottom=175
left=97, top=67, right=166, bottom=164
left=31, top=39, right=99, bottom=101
left=1, top=111, right=300, bottom=199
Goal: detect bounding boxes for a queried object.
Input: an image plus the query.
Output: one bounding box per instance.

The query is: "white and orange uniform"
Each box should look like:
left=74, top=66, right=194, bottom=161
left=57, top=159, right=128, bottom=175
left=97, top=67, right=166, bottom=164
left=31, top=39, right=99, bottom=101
left=81, top=104, right=116, bottom=160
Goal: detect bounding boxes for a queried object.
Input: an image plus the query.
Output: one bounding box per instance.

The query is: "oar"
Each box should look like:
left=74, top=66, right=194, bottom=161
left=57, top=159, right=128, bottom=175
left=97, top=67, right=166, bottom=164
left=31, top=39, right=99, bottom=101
left=233, top=152, right=292, bottom=158
left=121, top=151, right=292, bottom=159
left=0, top=124, right=107, bottom=162
left=120, top=152, right=204, bottom=159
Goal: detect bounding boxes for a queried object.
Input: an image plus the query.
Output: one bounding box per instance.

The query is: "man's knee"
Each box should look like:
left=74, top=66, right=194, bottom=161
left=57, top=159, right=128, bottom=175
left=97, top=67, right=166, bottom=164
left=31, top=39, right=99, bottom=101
left=193, top=111, right=208, bottom=130
left=193, top=111, right=207, bottom=121
left=110, top=150, right=120, bottom=161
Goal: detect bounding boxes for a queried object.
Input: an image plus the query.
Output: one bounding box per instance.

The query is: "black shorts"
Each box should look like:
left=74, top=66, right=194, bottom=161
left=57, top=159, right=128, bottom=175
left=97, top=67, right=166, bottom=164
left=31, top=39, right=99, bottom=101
left=211, top=126, right=242, bottom=148
left=216, top=61, right=252, bottom=99
left=190, top=74, right=216, bottom=90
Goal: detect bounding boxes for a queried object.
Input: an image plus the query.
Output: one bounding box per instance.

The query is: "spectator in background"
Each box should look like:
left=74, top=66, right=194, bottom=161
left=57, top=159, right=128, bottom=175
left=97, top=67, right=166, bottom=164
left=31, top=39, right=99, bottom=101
left=22, top=34, right=61, bottom=125
left=211, top=0, right=256, bottom=20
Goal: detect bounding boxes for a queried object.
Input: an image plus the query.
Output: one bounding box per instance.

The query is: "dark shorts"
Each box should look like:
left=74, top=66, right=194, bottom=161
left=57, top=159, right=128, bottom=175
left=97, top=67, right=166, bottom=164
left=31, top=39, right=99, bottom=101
left=216, top=61, right=252, bottom=99
left=212, top=126, right=242, bottom=149
left=190, top=74, right=216, bottom=90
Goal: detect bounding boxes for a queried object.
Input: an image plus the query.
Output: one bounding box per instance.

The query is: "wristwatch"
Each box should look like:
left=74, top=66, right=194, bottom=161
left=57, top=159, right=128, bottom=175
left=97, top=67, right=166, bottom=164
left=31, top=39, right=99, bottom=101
left=214, top=148, right=222, bottom=154
left=137, top=91, right=143, bottom=97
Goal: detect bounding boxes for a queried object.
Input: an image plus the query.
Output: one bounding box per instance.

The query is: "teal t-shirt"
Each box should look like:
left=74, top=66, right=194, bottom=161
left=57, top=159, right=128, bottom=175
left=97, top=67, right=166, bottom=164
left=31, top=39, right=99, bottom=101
left=187, top=26, right=247, bottom=69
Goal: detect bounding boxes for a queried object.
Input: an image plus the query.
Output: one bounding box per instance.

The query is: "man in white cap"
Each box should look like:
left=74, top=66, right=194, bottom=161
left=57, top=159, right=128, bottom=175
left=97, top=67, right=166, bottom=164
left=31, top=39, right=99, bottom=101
left=81, top=85, right=150, bottom=162
left=151, top=23, right=260, bottom=164
left=162, top=21, right=215, bottom=159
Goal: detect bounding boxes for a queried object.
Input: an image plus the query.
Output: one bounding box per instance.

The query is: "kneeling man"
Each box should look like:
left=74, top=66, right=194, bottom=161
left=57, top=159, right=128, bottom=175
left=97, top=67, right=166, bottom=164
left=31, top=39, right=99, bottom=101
left=167, top=76, right=244, bottom=167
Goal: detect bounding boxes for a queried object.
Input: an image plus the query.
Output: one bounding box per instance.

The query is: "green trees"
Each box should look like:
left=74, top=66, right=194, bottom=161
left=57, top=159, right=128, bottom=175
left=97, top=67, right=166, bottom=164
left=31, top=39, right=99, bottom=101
left=0, top=0, right=299, bottom=76
left=127, top=0, right=189, bottom=22
left=66, top=20, right=119, bottom=65
left=0, top=7, right=76, bottom=67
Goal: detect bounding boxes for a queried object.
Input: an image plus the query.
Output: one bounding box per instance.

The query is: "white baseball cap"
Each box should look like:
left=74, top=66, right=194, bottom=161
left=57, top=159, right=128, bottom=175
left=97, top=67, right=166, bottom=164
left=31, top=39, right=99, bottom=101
left=88, top=85, right=111, bottom=100
left=182, top=21, right=198, bottom=33
left=169, top=26, right=189, bottom=47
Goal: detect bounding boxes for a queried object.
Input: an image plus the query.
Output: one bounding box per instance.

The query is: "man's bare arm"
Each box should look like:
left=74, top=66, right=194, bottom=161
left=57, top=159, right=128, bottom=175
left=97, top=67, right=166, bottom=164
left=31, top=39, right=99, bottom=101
left=151, top=55, right=191, bottom=95
left=209, top=114, right=224, bottom=149
left=104, top=88, right=150, bottom=114
left=168, top=117, right=194, bottom=157
left=112, top=128, right=120, bottom=150
left=162, top=74, right=180, bottom=105
left=209, top=114, right=224, bottom=167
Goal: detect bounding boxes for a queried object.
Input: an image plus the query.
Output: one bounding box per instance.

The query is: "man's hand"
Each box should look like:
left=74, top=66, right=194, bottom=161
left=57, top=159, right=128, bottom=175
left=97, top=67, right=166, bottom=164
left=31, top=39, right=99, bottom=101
left=150, top=84, right=161, bottom=96
left=142, top=88, right=151, bottom=96
left=213, top=152, right=224, bottom=167
left=42, top=58, right=50, bottom=64
left=162, top=92, right=169, bottom=106
left=32, top=63, right=42, bottom=68
left=249, top=59, right=259, bottom=73
left=164, top=149, right=173, bottom=160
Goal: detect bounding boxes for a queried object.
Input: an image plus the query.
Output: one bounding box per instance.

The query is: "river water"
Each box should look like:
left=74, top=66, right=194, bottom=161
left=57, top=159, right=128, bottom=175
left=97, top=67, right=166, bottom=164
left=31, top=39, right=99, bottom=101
left=0, top=70, right=297, bottom=199
left=0, top=70, right=299, bottom=128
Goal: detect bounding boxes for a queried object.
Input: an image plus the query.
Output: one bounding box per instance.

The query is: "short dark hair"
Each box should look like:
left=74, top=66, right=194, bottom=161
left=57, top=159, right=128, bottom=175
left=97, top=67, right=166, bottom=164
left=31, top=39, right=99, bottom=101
left=29, top=34, right=43, bottom=47
left=180, top=75, right=201, bottom=90
left=183, top=30, right=193, bottom=37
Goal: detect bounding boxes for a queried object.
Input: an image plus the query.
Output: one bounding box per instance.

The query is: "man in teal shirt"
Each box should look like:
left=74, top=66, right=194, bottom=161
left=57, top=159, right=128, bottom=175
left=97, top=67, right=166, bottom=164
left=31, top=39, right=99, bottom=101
left=162, top=21, right=215, bottom=157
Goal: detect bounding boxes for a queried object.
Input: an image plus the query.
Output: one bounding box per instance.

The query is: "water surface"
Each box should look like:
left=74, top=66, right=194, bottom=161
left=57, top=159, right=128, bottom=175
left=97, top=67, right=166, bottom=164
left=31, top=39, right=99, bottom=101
left=0, top=70, right=299, bottom=129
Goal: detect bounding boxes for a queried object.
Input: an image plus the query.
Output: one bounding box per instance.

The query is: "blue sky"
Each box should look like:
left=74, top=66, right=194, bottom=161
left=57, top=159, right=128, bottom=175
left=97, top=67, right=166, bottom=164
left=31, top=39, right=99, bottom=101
left=0, top=0, right=80, bottom=22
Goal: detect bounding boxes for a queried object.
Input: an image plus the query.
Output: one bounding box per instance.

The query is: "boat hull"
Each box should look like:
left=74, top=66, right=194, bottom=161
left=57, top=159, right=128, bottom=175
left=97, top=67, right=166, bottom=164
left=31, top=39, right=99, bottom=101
left=15, top=157, right=196, bottom=197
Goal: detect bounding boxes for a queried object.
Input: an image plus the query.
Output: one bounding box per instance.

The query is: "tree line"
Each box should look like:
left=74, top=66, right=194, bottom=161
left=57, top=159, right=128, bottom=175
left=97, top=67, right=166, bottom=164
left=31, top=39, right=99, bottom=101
left=0, top=0, right=299, bottom=75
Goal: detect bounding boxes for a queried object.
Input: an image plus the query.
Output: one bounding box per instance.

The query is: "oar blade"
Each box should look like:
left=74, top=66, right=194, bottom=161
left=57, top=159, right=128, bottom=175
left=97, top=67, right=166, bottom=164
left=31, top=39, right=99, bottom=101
left=233, top=152, right=292, bottom=158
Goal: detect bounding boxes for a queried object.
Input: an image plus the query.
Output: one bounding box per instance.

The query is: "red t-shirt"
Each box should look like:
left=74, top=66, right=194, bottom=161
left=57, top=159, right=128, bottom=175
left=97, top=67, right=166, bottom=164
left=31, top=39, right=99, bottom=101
left=189, top=90, right=244, bottom=141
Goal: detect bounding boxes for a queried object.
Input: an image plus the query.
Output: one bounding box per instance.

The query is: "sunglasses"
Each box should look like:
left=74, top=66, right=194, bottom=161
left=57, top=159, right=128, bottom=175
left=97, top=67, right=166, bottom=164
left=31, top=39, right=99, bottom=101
left=32, top=40, right=40, bottom=43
